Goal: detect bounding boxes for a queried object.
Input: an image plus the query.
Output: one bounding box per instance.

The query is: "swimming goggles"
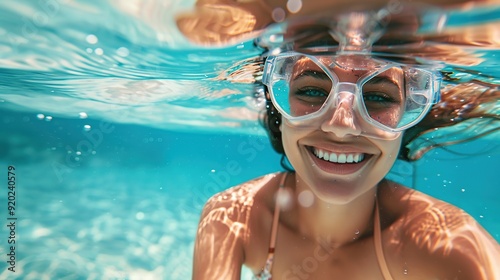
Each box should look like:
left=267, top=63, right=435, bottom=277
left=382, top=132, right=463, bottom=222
left=262, top=52, right=442, bottom=139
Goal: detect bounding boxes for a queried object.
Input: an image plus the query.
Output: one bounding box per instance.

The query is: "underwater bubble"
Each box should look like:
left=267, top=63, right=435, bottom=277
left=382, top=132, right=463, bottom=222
left=136, top=212, right=145, bottom=220
left=116, top=47, right=129, bottom=57
left=86, top=34, right=98, bottom=44
left=298, top=190, right=314, bottom=207
left=45, top=116, right=52, bottom=121
left=86, top=48, right=92, bottom=53
left=37, top=113, right=45, bottom=120
left=270, top=48, right=282, bottom=56
left=287, top=0, right=303, bottom=13
left=94, top=48, right=103, bottom=55
left=76, top=151, right=82, bottom=156
left=277, top=189, right=293, bottom=210
left=402, top=263, right=410, bottom=275
left=83, top=125, right=91, bottom=131
left=272, top=7, right=286, bottom=22
left=79, top=112, right=88, bottom=119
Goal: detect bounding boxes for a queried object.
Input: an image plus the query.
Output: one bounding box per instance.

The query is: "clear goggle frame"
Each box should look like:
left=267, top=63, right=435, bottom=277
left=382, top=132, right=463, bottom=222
left=262, top=52, right=442, bottom=139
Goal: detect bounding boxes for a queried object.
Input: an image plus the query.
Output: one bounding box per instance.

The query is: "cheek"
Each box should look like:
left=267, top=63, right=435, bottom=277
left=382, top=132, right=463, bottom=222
left=381, top=136, right=403, bottom=162
left=280, top=122, right=306, bottom=158
left=280, top=123, right=294, bottom=152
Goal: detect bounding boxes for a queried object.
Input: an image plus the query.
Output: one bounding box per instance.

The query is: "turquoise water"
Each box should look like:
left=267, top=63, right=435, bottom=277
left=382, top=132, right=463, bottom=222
left=0, top=1, right=499, bottom=279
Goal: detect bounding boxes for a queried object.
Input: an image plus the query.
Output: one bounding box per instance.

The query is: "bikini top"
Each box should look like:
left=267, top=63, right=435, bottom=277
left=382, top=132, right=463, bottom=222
left=253, top=172, right=395, bottom=280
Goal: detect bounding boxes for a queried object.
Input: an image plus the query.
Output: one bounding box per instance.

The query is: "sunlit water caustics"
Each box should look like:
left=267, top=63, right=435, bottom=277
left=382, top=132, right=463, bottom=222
left=0, top=0, right=499, bottom=279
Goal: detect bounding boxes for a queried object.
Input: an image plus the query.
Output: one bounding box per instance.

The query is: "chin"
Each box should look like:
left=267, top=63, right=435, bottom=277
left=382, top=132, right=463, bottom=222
left=300, top=170, right=380, bottom=205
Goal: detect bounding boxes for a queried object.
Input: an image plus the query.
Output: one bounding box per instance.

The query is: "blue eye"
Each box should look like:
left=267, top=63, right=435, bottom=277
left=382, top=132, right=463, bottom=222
left=363, top=92, right=401, bottom=111
left=296, top=88, right=328, bottom=97
left=364, top=94, right=390, bottom=102
left=293, top=88, right=329, bottom=105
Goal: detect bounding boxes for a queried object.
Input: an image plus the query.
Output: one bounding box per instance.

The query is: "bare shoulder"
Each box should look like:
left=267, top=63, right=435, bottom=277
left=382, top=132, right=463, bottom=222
left=198, top=172, right=281, bottom=244
left=193, top=173, right=279, bottom=279
left=201, top=172, right=278, bottom=218
left=381, top=180, right=500, bottom=279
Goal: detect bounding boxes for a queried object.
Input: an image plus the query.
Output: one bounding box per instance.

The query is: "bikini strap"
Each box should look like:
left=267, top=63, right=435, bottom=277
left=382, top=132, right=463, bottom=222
left=374, top=198, right=395, bottom=280
left=265, top=172, right=288, bottom=269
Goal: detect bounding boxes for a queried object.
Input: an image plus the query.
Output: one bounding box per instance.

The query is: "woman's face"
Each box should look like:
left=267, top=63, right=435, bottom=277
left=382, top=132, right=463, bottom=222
left=280, top=58, right=403, bottom=204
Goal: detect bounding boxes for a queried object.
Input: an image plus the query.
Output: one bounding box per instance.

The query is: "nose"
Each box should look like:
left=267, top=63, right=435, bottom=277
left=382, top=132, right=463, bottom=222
left=320, top=90, right=362, bottom=138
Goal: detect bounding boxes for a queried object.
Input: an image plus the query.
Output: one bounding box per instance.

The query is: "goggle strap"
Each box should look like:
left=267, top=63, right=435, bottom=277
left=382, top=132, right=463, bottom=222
left=262, top=58, right=275, bottom=85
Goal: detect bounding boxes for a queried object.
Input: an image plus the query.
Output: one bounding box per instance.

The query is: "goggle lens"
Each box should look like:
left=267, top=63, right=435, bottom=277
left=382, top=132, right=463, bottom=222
left=265, top=53, right=438, bottom=132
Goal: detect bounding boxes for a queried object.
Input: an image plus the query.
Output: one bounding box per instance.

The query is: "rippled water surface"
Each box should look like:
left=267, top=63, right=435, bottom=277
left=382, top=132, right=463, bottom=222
left=0, top=0, right=266, bottom=135
left=0, top=0, right=499, bottom=279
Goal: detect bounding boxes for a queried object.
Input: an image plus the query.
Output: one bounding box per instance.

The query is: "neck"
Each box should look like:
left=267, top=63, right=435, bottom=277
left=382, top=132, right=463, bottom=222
left=292, top=174, right=378, bottom=248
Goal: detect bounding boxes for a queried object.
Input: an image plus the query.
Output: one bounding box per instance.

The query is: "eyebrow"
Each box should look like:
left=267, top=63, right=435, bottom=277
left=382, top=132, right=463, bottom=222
left=366, top=76, right=401, bottom=89
left=292, top=70, right=330, bottom=81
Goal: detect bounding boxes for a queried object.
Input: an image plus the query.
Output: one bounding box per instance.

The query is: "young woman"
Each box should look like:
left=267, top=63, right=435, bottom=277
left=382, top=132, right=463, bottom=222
left=178, top=2, right=500, bottom=279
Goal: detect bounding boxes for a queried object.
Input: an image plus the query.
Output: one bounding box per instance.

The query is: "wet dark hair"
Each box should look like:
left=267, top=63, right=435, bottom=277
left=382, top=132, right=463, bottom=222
left=258, top=85, right=294, bottom=171
left=259, top=79, right=500, bottom=164
left=260, top=87, right=283, bottom=154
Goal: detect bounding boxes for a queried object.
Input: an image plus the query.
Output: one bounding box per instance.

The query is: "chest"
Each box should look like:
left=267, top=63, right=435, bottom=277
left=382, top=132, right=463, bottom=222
left=270, top=235, right=389, bottom=280
left=252, top=229, right=450, bottom=280
left=245, top=203, right=398, bottom=279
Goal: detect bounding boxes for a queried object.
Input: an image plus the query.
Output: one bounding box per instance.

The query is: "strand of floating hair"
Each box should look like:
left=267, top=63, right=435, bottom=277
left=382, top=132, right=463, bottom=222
left=411, top=116, right=500, bottom=160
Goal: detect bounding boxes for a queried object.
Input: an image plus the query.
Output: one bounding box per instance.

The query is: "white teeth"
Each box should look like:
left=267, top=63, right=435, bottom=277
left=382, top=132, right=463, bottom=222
left=330, top=153, right=337, bottom=162
left=347, top=154, right=354, bottom=162
left=338, top=154, right=346, bottom=163
left=313, top=148, right=365, bottom=163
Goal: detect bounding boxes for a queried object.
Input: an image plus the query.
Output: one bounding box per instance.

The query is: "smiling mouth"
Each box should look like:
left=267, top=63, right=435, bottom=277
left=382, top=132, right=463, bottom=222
left=310, top=147, right=368, bottom=164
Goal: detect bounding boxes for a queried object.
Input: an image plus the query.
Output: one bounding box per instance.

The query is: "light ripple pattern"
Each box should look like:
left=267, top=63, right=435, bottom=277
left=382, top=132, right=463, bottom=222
left=0, top=163, right=198, bottom=280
